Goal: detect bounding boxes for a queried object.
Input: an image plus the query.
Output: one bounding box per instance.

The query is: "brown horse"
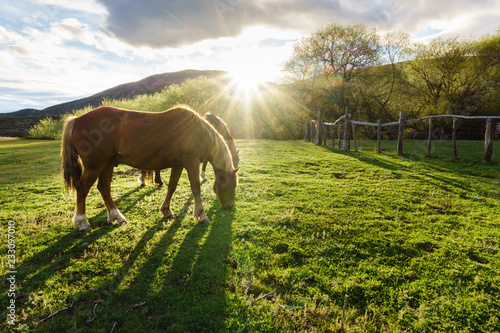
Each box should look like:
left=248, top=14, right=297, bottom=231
left=201, top=113, right=239, bottom=180
left=138, top=113, right=239, bottom=185
left=61, top=106, right=238, bottom=231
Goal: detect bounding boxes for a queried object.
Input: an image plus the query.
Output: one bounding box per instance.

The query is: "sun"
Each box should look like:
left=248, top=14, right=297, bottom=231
left=228, top=66, right=267, bottom=99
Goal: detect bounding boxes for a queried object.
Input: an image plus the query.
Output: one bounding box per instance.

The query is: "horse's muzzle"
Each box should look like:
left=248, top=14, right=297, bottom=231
left=221, top=203, right=234, bottom=210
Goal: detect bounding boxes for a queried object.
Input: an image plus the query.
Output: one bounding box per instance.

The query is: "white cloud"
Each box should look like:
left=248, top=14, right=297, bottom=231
left=0, top=13, right=296, bottom=112
left=32, top=0, right=107, bottom=16
left=96, top=0, right=341, bottom=47
left=0, top=0, right=498, bottom=113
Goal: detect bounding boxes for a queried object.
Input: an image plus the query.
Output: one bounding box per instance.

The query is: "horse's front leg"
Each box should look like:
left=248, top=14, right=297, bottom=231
left=185, top=159, right=209, bottom=224
left=73, top=167, right=103, bottom=231
left=160, top=166, right=183, bottom=218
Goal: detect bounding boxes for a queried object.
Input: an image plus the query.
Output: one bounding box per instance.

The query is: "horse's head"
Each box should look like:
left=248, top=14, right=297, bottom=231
left=213, top=168, right=239, bottom=210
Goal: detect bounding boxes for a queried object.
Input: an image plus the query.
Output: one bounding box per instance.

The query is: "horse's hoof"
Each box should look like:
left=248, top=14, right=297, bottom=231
left=198, top=214, right=210, bottom=224
left=73, top=214, right=91, bottom=232
left=108, top=209, right=128, bottom=225
left=79, top=225, right=92, bottom=232
left=200, top=171, right=207, bottom=182
left=160, top=206, right=174, bottom=219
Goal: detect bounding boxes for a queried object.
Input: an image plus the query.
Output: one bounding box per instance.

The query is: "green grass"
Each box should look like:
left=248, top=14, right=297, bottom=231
left=1, top=138, right=499, bottom=332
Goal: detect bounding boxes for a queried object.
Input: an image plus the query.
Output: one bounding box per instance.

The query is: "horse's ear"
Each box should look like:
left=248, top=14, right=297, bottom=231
left=233, top=167, right=240, bottom=175
left=237, top=148, right=241, bottom=155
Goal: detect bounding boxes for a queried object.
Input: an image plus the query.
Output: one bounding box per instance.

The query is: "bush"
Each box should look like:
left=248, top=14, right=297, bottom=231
left=28, top=106, right=96, bottom=140
left=28, top=117, right=63, bottom=139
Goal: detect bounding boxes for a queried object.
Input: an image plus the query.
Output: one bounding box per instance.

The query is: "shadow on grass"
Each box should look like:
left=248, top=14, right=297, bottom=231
left=11, top=186, right=154, bottom=285
left=106, top=195, right=193, bottom=297
left=321, top=145, right=478, bottom=197
left=0, top=186, right=159, bottom=326
left=104, top=203, right=235, bottom=332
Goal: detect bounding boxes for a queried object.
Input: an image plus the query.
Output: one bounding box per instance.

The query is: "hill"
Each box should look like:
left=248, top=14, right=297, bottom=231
left=2, top=69, right=231, bottom=117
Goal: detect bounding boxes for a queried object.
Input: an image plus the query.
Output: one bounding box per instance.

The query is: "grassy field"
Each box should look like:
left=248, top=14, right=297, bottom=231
left=1, top=138, right=499, bottom=332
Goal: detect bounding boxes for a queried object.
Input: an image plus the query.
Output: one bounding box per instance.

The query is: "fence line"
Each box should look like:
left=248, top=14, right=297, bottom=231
left=305, top=111, right=500, bottom=163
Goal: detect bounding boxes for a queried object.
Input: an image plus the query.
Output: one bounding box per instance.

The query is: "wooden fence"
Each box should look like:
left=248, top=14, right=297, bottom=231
left=305, top=110, right=500, bottom=163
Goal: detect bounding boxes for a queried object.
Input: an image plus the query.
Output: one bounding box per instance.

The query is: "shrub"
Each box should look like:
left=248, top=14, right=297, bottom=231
left=28, top=106, right=95, bottom=140
left=28, top=117, right=63, bottom=139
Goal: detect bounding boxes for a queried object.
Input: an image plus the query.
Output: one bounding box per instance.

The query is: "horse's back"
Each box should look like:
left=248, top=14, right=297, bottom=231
left=71, top=107, right=125, bottom=164
left=72, top=106, right=211, bottom=170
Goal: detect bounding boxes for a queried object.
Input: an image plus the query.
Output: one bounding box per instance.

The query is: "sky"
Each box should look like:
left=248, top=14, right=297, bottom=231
left=0, top=0, right=499, bottom=113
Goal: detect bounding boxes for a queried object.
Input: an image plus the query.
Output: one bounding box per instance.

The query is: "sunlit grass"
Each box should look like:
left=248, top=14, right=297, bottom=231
left=0, top=139, right=499, bottom=332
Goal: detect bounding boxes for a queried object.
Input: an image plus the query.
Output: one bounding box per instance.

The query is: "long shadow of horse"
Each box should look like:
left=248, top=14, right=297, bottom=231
left=322, top=146, right=477, bottom=198
left=5, top=186, right=158, bottom=313
left=105, top=194, right=194, bottom=296
left=100, top=203, right=235, bottom=331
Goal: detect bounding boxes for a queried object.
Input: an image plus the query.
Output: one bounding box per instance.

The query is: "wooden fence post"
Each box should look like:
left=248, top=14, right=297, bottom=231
left=352, top=124, right=357, bottom=152
left=315, top=109, right=321, bottom=146
left=377, top=119, right=381, bottom=153
left=305, top=121, right=311, bottom=142
left=332, top=127, right=335, bottom=147
left=452, top=117, right=458, bottom=158
left=397, top=111, right=406, bottom=156
left=485, top=118, right=494, bottom=163
left=342, top=107, right=349, bottom=151
left=427, top=117, right=433, bottom=157
left=321, top=120, right=326, bottom=146
left=338, top=126, right=342, bottom=149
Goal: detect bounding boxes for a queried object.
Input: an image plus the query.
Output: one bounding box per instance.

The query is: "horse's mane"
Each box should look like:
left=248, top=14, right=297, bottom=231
left=172, top=105, right=233, bottom=171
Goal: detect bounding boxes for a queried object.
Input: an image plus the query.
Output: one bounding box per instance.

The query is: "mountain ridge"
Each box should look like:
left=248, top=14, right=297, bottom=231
left=2, top=69, right=231, bottom=117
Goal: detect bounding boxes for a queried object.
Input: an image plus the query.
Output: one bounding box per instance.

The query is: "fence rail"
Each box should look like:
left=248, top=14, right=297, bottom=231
left=305, top=111, right=500, bottom=163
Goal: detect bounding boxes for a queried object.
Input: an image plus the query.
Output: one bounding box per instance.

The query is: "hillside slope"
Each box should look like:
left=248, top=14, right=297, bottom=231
left=3, top=69, right=230, bottom=117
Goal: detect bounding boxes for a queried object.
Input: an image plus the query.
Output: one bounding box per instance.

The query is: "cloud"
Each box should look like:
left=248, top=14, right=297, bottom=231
left=96, top=0, right=499, bottom=48
left=1, top=0, right=498, bottom=113
left=363, top=0, right=500, bottom=38
left=33, top=0, right=107, bottom=16
left=96, top=0, right=341, bottom=47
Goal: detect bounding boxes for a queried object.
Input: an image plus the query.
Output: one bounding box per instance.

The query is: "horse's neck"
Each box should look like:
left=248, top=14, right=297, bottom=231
left=227, top=138, right=237, bottom=157
left=210, top=139, right=233, bottom=172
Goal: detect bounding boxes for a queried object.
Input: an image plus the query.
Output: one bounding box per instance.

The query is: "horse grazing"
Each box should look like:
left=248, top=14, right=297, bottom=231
left=61, top=106, right=238, bottom=231
left=138, top=113, right=239, bottom=185
left=201, top=113, right=239, bottom=181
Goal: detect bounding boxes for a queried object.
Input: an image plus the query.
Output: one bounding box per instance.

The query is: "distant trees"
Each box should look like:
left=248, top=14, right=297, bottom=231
left=29, top=76, right=306, bottom=140
left=408, top=37, right=483, bottom=116
left=29, top=24, right=499, bottom=141
left=284, top=23, right=381, bottom=121
left=283, top=21, right=500, bottom=126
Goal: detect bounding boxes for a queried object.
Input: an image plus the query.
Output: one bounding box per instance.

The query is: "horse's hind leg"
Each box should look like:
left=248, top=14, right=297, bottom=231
left=185, top=159, right=209, bottom=224
left=160, top=166, right=183, bottom=218
left=73, top=167, right=103, bottom=232
left=154, top=170, right=164, bottom=186
left=98, top=163, right=128, bottom=225
left=200, top=161, right=208, bottom=182
left=138, top=170, right=147, bottom=186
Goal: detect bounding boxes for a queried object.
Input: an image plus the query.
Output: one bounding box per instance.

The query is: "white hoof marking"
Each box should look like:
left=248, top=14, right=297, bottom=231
left=108, top=208, right=128, bottom=225
left=73, top=214, right=91, bottom=232
left=200, top=171, right=207, bottom=182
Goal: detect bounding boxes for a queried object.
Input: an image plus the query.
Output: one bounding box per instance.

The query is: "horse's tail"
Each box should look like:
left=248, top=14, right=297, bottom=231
left=61, top=116, right=82, bottom=192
